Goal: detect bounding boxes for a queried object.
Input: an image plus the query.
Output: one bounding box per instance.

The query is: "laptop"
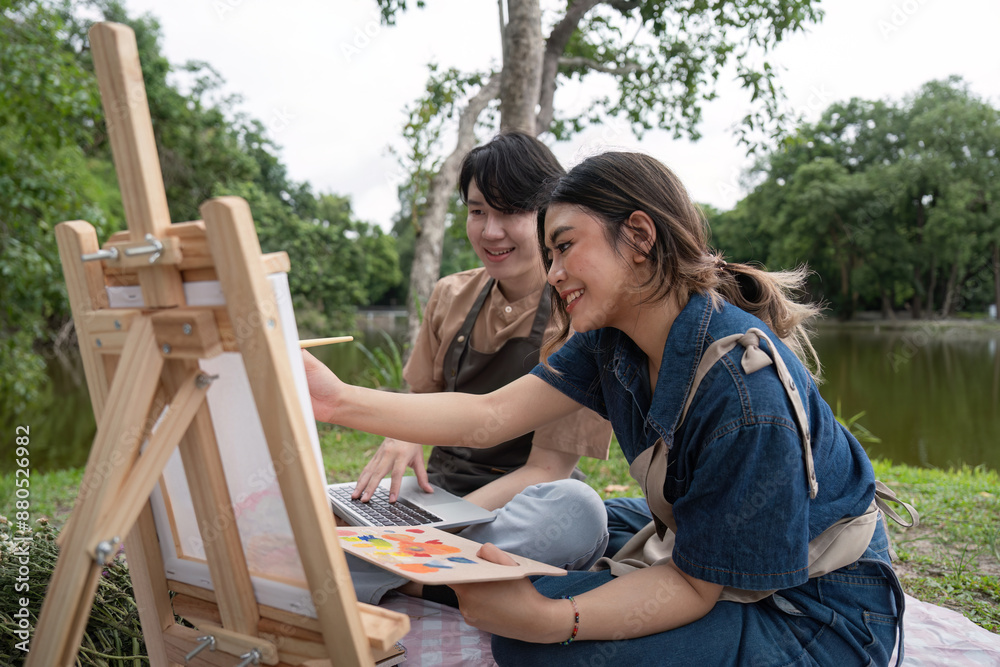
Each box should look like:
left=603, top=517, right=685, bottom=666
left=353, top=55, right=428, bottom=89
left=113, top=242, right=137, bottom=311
left=327, top=476, right=496, bottom=531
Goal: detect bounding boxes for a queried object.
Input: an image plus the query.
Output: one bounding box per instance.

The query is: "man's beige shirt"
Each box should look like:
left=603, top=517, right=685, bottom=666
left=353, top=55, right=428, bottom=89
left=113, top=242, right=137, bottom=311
left=404, top=268, right=612, bottom=459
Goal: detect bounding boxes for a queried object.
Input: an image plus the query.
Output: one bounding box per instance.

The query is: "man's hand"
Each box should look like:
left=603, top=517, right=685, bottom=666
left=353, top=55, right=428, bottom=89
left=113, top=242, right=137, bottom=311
left=353, top=438, right=434, bottom=502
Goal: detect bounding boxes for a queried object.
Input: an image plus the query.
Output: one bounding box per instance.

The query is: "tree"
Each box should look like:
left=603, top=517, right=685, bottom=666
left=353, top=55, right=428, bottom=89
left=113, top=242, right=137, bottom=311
left=1, top=0, right=406, bottom=421
left=0, top=0, right=107, bottom=416
left=713, top=77, right=1000, bottom=319
left=377, top=0, right=824, bottom=348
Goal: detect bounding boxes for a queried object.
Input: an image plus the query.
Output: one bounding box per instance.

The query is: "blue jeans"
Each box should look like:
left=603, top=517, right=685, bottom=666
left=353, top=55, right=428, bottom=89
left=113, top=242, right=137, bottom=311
left=492, top=519, right=904, bottom=667
left=348, top=479, right=609, bottom=604
left=604, top=497, right=653, bottom=557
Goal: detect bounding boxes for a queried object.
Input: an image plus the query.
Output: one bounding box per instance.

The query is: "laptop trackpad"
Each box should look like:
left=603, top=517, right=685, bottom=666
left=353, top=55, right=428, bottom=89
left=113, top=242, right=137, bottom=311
left=400, top=476, right=463, bottom=506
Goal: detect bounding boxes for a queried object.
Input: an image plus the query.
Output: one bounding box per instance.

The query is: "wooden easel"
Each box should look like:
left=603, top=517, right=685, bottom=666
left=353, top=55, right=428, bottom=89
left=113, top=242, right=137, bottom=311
left=27, top=22, right=409, bottom=667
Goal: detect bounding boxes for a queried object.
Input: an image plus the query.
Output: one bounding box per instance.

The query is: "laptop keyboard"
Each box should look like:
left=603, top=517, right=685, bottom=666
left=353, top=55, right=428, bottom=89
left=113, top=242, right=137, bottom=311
left=328, top=484, right=443, bottom=526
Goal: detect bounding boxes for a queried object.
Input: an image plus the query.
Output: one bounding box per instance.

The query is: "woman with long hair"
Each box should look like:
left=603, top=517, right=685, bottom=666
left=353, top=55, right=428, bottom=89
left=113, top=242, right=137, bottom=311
left=306, top=151, right=910, bottom=666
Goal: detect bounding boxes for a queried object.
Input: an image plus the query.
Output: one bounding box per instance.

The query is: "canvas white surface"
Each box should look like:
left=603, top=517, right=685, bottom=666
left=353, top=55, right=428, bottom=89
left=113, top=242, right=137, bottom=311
left=107, top=273, right=327, bottom=617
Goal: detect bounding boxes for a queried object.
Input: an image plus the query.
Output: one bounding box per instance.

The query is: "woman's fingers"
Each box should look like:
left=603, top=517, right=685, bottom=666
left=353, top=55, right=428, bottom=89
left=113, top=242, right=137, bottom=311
left=476, top=542, right=519, bottom=566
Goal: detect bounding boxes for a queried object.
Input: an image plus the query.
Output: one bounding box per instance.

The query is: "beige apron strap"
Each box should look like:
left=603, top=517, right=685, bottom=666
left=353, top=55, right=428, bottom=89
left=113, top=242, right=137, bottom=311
left=679, top=328, right=819, bottom=498
left=874, top=480, right=919, bottom=528
left=680, top=332, right=744, bottom=425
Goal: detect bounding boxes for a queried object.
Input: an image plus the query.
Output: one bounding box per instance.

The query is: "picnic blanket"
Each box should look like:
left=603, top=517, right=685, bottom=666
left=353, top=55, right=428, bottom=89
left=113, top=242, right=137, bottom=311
left=380, top=592, right=1000, bottom=666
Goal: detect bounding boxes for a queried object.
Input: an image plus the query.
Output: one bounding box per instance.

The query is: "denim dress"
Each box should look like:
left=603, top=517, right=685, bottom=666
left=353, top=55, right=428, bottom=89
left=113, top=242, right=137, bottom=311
left=492, top=293, right=905, bottom=667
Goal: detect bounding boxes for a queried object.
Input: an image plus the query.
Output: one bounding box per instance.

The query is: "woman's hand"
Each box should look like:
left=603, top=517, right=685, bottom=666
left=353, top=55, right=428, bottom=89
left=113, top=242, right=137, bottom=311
left=353, top=438, right=433, bottom=502
left=449, top=543, right=574, bottom=644
left=301, top=350, right=343, bottom=423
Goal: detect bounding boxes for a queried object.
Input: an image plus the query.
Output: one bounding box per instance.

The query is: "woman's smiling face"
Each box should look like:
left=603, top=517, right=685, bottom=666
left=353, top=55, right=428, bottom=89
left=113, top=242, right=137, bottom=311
left=543, top=204, right=645, bottom=332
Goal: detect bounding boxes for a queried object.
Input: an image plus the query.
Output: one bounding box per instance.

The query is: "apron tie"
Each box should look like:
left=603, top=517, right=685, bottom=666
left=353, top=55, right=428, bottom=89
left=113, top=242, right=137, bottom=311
left=679, top=328, right=818, bottom=498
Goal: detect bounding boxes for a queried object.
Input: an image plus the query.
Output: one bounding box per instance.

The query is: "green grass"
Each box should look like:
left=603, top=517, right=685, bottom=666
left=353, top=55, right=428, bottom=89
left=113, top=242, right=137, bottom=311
left=870, top=460, right=1000, bottom=633
left=2, top=432, right=997, bottom=663
left=0, top=467, right=84, bottom=524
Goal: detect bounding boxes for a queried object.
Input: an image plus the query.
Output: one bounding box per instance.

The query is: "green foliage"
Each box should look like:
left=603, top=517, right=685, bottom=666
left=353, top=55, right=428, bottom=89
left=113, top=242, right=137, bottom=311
left=355, top=329, right=407, bottom=390
left=0, top=0, right=113, bottom=417
left=1, top=0, right=404, bottom=420
left=833, top=400, right=882, bottom=445
left=710, top=77, right=1000, bottom=318
left=550, top=0, right=824, bottom=145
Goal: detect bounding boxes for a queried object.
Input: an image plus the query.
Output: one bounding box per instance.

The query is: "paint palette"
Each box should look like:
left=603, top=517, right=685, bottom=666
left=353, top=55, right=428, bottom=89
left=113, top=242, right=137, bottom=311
left=337, top=526, right=567, bottom=584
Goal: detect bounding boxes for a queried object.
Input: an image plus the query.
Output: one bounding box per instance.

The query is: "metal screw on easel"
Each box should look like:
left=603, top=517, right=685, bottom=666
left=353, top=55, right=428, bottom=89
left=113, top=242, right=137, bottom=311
left=235, top=648, right=262, bottom=667
left=94, top=537, right=121, bottom=565
left=123, top=233, right=163, bottom=264
left=195, top=374, right=219, bottom=389
left=182, top=323, right=192, bottom=335
left=80, top=247, right=120, bottom=262
left=184, top=635, right=216, bottom=662
left=162, top=344, right=172, bottom=355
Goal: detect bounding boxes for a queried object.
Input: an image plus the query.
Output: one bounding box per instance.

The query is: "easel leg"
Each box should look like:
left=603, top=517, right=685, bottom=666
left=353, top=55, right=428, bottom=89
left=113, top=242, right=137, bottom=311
left=127, top=502, right=181, bottom=667
left=27, top=318, right=164, bottom=667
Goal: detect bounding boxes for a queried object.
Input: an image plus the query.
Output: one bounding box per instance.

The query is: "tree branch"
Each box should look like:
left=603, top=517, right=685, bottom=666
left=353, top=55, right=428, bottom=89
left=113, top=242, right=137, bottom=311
left=558, top=56, right=641, bottom=75
left=606, top=0, right=640, bottom=11
left=537, top=0, right=603, bottom=133
left=405, top=74, right=501, bottom=348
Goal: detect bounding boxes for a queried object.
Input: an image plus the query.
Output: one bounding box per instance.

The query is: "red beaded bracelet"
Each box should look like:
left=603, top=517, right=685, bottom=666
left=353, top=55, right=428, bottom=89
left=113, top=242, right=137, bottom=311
left=560, top=595, right=580, bottom=645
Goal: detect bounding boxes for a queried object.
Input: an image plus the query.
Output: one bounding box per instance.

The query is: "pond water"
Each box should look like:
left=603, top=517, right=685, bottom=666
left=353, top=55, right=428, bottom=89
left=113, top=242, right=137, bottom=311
left=813, top=323, right=1000, bottom=471
left=6, top=320, right=999, bottom=473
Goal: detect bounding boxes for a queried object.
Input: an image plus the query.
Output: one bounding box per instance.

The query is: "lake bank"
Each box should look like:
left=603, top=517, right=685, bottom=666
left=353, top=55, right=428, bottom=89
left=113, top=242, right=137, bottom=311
left=816, top=313, right=1000, bottom=334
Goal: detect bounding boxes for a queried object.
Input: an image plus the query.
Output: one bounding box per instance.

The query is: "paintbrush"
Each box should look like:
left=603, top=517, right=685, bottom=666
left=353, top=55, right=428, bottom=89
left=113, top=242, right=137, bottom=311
left=299, top=336, right=354, bottom=349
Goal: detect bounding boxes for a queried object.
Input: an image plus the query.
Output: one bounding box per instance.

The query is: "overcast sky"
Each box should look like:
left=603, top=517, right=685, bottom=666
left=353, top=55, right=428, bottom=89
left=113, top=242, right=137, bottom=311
left=120, top=0, right=1000, bottom=229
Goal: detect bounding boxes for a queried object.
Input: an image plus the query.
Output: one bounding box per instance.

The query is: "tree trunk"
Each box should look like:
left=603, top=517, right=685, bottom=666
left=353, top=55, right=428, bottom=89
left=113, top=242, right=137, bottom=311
left=940, top=259, right=960, bottom=317
left=911, top=200, right=926, bottom=319
left=500, top=0, right=543, bottom=133
left=404, top=76, right=501, bottom=353
left=911, top=264, right=924, bottom=319
left=880, top=287, right=895, bottom=319
left=993, top=240, right=1000, bottom=317
left=926, top=255, right=937, bottom=316
left=838, top=258, right=852, bottom=320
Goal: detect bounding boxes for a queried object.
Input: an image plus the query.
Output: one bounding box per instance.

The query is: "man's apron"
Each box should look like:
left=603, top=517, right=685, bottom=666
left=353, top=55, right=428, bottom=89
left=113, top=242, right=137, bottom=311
left=426, top=278, right=550, bottom=496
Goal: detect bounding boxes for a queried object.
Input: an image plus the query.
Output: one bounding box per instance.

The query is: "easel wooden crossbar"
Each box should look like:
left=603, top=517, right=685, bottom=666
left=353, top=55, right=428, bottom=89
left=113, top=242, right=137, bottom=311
left=28, top=21, right=408, bottom=667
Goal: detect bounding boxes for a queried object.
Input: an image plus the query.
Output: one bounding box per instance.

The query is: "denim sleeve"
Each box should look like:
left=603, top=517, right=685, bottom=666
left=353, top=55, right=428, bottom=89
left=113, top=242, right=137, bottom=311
left=670, top=421, right=812, bottom=591
left=529, top=331, right=609, bottom=420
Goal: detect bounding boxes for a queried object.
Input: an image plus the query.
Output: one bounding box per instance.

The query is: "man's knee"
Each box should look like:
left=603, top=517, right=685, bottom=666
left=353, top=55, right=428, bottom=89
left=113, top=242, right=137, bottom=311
left=518, top=480, right=608, bottom=569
